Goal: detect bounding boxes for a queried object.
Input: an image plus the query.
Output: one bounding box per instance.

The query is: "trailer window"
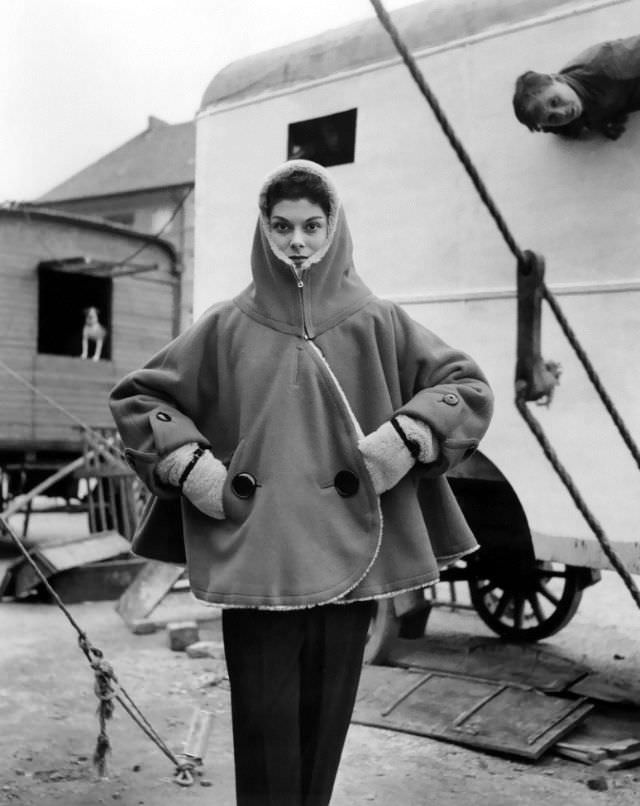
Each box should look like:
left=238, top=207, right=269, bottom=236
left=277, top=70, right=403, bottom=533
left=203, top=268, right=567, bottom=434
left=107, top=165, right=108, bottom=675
left=37, top=268, right=112, bottom=360
left=287, top=109, right=357, bottom=166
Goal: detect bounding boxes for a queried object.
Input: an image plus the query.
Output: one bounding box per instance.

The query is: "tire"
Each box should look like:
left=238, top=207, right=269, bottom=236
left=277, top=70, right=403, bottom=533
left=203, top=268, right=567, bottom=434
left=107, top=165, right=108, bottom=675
left=468, top=560, right=584, bottom=642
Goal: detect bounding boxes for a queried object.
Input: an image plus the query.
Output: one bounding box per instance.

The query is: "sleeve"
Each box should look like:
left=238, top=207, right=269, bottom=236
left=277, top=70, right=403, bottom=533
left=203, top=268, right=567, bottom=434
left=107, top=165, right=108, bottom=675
left=109, top=315, right=217, bottom=498
left=562, top=37, right=640, bottom=80
left=390, top=306, right=494, bottom=477
left=585, top=37, right=640, bottom=80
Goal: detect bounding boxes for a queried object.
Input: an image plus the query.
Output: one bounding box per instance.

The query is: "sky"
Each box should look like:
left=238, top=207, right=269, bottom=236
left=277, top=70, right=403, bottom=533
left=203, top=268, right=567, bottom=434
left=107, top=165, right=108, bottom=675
left=1, top=0, right=416, bottom=201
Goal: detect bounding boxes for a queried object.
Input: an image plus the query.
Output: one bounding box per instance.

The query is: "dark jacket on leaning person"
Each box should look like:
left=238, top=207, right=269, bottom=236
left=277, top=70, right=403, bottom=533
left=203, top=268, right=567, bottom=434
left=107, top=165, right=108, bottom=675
left=558, top=34, right=640, bottom=138
left=513, top=34, right=640, bottom=139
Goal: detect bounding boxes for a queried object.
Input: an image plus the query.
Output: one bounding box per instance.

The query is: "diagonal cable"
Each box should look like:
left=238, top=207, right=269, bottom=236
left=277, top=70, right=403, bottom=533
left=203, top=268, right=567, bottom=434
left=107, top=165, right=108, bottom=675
left=368, top=0, right=525, bottom=264
left=368, top=0, right=640, bottom=607
left=0, top=514, right=190, bottom=776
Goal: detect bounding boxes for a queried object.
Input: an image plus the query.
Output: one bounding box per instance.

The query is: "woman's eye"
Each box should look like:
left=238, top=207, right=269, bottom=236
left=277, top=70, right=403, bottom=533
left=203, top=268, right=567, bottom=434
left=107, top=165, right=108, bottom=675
left=273, top=223, right=289, bottom=233
left=306, top=223, right=319, bottom=232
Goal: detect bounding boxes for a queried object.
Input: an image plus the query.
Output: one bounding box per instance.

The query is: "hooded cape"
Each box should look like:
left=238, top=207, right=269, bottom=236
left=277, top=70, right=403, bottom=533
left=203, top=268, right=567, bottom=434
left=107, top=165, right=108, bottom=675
left=110, top=160, right=493, bottom=608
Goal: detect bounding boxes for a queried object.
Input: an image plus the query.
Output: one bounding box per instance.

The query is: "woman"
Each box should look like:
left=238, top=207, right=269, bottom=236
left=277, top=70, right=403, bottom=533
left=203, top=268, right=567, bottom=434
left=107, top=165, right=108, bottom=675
left=109, top=160, right=494, bottom=805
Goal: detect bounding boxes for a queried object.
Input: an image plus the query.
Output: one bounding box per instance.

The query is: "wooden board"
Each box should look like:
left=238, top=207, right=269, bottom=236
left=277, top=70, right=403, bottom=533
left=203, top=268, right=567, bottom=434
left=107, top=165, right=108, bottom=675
left=116, top=559, right=185, bottom=626
left=532, top=530, right=640, bottom=575
left=36, top=531, right=130, bottom=572
left=353, top=665, right=593, bottom=760
left=12, top=530, right=130, bottom=597
left=45, top=557, right=147, bottom=604
left=569, top=672, right=640, bottom=707
left=389, top=635, right=588, bottom=693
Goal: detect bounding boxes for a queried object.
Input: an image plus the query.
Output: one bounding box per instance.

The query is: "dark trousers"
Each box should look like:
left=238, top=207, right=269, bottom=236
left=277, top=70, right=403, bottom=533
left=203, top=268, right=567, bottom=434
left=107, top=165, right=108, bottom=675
left=222, top=601, right=374, bottom=806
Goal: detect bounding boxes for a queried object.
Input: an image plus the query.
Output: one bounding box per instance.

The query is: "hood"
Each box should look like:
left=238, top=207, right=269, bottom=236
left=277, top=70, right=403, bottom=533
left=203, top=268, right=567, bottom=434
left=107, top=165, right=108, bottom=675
left=234, top=160, right=373, bottom=338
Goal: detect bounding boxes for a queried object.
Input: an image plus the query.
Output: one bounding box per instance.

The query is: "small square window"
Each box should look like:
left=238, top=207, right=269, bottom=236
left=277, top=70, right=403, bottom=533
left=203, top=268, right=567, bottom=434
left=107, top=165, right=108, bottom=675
left=287, top=109, right=357, bottom=167
left=37, top=267, right=112, bottom=360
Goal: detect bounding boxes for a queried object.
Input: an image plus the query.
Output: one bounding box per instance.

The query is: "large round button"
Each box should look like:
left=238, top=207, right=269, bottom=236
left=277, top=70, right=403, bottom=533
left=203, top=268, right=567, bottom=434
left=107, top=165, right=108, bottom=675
left=231, top=472, right=257, bottom=499
left=442, top=393, right=459, bottom=406
left=156, top=411, right=172, bottom=421
left=334, top=470, right=359, bottom=498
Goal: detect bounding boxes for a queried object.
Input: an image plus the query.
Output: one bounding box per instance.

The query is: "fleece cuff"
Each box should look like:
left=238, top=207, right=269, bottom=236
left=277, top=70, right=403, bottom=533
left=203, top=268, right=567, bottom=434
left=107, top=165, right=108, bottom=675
left=394, top=414, right=438, bottom=464
left=156, top=442, right=226, bottom=520
left=358, top=420, right=413, bottom=495
left=358, top=416, right=438, bottom=495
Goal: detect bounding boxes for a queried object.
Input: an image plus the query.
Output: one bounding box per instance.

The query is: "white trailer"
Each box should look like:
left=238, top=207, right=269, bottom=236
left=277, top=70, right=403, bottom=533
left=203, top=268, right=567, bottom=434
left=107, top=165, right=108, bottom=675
left=194, top=0, right=640, bottom=652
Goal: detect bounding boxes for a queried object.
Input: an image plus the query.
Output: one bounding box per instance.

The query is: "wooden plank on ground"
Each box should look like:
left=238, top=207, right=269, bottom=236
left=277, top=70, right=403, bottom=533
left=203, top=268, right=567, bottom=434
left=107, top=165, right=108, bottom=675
left=353, top=665, right=592, bottom=760
left=35, top=531, right=130, bottom=573
left=554, top=741, right=607, bottom=764
left=569, top=672, right=640, bottom=707
left=12, top=531, right=131, bottom=597
left=601, top=750, right=640, bottom=770
left=116, top=559, right=185, bottom=627
left=389, top=635, right=588, bottom=693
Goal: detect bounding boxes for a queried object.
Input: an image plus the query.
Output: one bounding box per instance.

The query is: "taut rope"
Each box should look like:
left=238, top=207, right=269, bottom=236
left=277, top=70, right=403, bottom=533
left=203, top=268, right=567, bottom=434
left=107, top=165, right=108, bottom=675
left=368, top=0, right=640, bottom=607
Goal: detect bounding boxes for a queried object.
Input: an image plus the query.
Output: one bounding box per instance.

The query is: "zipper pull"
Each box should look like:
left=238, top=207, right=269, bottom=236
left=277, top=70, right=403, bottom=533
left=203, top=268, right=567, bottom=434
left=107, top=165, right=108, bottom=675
left=297, top=279, right=304, bottom=289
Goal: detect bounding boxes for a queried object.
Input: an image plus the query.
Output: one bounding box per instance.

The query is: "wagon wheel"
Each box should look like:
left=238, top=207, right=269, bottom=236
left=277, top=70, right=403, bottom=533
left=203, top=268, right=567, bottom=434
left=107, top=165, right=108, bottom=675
left=468, top=560, right=584, bottom=642
left=364, top=598, right=399, bottom=665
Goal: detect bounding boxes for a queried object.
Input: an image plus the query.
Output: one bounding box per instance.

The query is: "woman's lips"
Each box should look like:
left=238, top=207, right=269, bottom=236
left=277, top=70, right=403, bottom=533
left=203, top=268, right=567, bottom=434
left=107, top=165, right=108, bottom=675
left=565, top=103, right=579, bottom=121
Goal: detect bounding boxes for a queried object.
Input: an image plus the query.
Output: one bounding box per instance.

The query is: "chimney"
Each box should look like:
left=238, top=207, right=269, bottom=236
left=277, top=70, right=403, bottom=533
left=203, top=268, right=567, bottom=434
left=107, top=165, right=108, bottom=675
left=147, top=115, right=169, bottom=131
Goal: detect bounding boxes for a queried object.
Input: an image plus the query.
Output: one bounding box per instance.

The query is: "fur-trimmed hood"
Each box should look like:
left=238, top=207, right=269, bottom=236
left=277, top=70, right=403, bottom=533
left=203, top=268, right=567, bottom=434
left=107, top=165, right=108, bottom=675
left=235, top=160, right=374, bottom=339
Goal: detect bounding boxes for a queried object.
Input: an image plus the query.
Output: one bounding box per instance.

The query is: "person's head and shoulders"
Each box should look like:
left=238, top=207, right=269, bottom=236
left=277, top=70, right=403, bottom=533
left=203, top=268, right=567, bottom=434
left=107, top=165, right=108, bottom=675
left=512, top=35, right=640, bottom=141
left=187, top=160, right=342, bottom=333
left=229, top=159, right=376, bottom=337
left=512, top=70, right=588, bottom=139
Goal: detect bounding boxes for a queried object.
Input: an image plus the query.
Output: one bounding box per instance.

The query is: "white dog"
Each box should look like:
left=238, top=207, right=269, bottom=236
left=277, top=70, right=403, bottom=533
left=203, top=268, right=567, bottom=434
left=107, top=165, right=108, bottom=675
left=81, top=306, right=107, bottom=361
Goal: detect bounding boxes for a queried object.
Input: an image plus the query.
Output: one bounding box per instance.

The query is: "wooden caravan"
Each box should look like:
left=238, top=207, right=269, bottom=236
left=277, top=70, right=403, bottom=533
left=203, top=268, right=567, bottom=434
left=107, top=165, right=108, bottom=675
left=0, top=206, right=179, bottom=500
left=194, top=0, right=640, bottom=646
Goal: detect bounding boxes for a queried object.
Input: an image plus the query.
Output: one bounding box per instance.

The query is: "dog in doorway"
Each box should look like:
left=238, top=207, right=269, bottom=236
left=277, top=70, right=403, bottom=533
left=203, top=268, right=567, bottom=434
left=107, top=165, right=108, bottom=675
left=81, top=306, right=107, bottom=361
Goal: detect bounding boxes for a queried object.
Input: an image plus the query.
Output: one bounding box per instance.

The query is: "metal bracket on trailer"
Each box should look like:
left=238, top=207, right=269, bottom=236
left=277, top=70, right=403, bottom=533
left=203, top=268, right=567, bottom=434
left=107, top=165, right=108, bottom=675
left=516, top=250, right=561, bottom=405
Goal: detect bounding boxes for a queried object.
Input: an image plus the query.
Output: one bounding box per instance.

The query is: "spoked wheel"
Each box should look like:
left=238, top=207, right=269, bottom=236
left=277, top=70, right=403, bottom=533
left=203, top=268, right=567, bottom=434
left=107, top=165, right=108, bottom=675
left=468, top=561, right=584, bottom=641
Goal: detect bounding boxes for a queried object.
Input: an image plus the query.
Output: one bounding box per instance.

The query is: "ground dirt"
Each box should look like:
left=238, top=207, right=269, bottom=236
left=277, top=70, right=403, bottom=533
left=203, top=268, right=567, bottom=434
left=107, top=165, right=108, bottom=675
left=2, top=565, right=640, bottom=806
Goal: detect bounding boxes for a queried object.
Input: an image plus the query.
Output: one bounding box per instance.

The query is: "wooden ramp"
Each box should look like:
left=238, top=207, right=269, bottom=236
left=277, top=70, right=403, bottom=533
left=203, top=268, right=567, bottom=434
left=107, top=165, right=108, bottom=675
left=388, top=635, right=588, bottom=693
left=0, top=528, right=134, bottom=600
left=116, top=559, right=220, bottom=633
left=353, top=665, right=592, bottom=760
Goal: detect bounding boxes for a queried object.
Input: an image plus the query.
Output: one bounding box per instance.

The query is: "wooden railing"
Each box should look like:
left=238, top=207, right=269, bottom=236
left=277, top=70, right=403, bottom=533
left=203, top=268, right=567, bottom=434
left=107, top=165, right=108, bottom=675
left=1, top=427, right=147, bottom=542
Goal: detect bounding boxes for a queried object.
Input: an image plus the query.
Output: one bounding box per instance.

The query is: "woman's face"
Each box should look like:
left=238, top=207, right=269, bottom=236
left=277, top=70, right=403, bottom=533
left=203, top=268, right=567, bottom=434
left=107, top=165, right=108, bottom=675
left=268, top=198, right=328, bottom=267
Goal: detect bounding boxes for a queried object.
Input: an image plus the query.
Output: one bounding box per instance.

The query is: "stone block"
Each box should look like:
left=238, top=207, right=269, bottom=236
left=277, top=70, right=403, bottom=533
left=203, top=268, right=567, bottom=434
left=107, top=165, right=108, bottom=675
left=167, top=620, right=199, bottom=651
left=185, top=640, right=225, bottom=659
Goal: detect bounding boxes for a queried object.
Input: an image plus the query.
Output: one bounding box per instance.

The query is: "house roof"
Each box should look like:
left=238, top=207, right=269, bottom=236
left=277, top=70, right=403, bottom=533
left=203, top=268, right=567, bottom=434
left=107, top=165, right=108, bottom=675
left=200, top=0, right=589, bottom=109
left=38, top=117, right=195, bottom=203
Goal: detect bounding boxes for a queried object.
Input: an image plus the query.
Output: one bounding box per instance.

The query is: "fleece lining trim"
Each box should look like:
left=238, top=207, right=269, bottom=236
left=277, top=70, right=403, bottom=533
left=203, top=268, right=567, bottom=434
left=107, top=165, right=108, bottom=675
left=257, top=159, right=341, bottom=272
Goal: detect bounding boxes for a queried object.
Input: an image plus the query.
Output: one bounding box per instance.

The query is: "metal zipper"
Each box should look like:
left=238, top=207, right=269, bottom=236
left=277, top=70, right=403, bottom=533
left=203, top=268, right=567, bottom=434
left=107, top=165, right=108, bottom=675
left=291, top=269, right=310, bottom=339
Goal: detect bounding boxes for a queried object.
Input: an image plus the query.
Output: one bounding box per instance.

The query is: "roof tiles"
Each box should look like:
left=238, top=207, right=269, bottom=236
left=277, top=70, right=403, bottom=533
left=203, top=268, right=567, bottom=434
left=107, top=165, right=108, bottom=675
left=39, top=117, right=195, bottom=202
